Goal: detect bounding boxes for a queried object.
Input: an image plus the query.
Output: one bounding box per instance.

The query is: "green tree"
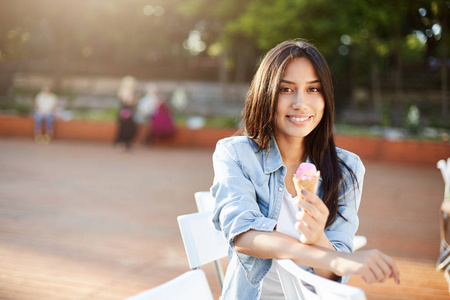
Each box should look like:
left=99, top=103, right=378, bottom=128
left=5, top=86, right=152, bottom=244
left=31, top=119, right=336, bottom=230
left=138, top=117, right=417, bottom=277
left=221, top=0, right=444, bottom=123
left=0, top=0, right=197, bottom=91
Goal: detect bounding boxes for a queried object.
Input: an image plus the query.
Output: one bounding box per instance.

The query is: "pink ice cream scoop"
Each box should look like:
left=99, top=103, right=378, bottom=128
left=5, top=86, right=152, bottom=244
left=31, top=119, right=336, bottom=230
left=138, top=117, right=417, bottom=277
left=295, top=163, right=319, bottom=180
left=293, top=162, right=320, bottom=195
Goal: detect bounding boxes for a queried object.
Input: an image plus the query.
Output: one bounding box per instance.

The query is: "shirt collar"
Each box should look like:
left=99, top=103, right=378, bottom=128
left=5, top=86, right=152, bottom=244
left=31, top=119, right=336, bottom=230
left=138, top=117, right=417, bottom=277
left=262, top=136, right=285, bottom=174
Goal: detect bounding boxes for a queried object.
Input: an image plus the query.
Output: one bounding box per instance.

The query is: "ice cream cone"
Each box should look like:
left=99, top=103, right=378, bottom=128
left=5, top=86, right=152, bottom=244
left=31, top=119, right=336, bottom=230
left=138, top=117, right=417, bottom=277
left=292, top=162, right=320, bottom=196
left=293, top=173, right=320, bottom=195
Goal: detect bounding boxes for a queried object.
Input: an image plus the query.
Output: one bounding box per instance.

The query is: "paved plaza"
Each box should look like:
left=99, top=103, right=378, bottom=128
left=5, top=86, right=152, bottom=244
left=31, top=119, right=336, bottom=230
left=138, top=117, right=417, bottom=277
left=0, top=137, right=448, bottom=299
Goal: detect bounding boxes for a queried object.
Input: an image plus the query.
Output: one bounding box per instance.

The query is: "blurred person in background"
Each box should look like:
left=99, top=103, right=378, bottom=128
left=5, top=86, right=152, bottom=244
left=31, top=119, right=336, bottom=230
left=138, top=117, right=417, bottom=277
left=211, top=40, right=400, bottom=300
left=114, top=76, right=138, bottom=150
left=34, top=84, right=58, bottom=144
left=134, top=83, right=159, bottom=145
left=146, top=96, right=176, bottom=145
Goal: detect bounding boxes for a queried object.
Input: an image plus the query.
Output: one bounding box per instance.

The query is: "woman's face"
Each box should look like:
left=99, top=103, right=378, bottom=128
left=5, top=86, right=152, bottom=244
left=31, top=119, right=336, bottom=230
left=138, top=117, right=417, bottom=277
left=273, top=57, right=325, bottom=144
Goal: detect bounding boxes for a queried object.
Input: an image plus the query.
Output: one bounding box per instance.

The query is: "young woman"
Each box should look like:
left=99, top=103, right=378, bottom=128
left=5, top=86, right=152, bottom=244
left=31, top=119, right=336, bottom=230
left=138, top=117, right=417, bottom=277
left=211, top=40, right=400, bottom=299
left=114, top=76, right=138, bottom=150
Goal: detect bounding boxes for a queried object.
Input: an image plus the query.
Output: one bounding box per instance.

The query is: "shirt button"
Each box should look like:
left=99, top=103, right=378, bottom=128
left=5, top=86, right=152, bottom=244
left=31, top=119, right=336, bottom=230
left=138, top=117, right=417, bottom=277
left=278, top=187, right=283, bottom=192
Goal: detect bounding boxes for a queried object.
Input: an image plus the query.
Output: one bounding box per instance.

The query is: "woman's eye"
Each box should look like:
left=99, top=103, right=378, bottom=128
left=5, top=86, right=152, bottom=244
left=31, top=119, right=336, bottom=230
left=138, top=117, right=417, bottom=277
left=279, top=87, right=293, bottom=93
left=309, top=87, right=321, bottom=93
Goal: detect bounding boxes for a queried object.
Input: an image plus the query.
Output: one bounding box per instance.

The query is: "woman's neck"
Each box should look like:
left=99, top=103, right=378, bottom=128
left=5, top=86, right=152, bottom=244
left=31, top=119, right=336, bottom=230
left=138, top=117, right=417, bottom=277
left=276, top=136, right=305, bottom=197
left=276, top=136, right=305, bottom=167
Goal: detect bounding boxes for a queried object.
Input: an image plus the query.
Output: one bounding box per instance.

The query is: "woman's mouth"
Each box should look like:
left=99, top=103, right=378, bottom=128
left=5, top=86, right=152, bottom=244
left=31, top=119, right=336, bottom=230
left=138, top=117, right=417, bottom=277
left=288, top=116, right=310, bottom=122
left=287, top=115, right=312, bottom=124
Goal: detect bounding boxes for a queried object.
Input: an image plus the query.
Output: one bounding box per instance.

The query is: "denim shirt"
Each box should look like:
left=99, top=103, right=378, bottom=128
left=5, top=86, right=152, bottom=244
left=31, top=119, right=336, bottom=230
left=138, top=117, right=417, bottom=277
left=211, top=136, right=365, bottom=300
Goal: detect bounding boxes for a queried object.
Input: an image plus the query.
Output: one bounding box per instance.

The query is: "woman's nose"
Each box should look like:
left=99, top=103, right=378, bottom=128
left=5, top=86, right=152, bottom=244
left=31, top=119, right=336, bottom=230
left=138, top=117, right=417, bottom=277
left=292, top=92, right=306, bottom=109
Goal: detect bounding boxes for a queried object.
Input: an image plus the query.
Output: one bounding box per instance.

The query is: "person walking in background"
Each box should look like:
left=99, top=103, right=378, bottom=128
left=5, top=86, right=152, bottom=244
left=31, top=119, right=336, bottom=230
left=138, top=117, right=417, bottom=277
left=211, top=40, right=400, bottom=299
left=114, top=76, right=138, bottom=150
left=134, top=83, right=159, bottom=145
left=34, top=84, right=58, bottom=144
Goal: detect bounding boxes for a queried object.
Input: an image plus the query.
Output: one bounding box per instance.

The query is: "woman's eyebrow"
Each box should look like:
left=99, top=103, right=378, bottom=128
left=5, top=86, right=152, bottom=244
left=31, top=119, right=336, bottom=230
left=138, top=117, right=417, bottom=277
left=280, top=79, right=295, bottom=84
left=307, top=79, right=321, bottom=84
left=280, top=79, right=321, bottom=84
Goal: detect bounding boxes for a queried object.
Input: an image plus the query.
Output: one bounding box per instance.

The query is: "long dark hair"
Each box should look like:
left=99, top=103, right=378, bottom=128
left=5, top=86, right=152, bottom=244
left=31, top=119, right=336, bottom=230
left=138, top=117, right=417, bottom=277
left=242, top=39, right=355, bottom=227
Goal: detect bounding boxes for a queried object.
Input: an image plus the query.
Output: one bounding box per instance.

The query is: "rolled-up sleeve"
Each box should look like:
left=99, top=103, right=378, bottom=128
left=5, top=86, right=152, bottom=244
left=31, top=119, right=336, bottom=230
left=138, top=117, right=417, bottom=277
left=210, top=140, right=277, bottom=248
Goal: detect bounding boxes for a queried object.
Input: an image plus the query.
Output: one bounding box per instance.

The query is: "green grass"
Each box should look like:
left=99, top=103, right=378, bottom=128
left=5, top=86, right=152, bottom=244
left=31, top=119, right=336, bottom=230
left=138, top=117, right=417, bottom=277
left=334, top=124, right=383, bottom=137
left=71, top=107, right=118, bottom=122
left=174, top=115, right=240, bottom=128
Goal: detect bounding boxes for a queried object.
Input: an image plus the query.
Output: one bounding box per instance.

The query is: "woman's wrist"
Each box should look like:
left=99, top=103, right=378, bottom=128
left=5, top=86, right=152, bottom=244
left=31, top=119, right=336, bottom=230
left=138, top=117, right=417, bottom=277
left=305, top=232, right=334, bottom=250
left=289, top=241, right=338, bottom=270
left=311, top=234, right=341, bottom=279
left=328, top=251, right=345, bottom=276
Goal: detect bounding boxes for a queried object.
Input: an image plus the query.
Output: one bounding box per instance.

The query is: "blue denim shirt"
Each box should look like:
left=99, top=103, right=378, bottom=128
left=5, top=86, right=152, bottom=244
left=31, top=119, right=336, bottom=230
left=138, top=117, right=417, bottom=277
left=211, top=136, right=365, bottom=300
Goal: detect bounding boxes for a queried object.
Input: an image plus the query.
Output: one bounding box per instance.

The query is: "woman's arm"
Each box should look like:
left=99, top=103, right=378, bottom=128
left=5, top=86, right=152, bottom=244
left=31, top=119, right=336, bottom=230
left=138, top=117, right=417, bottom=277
left=234, top=229, right=400, bottom=284
left=211, top=139, right=276, bottom=244
left=294, top=154, right=365, bottom=279
left=212, top=141, right=400, bottom=284
left=234, top=229, right=328, bottom=264
left=294, top=188, right=339, bottom=279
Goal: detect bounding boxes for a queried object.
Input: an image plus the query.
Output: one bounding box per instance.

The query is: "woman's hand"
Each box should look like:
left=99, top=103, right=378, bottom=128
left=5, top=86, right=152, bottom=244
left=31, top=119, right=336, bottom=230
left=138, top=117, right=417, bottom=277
left=294, top=189, right=329, bottom=245
left=331, top=249, right=401, bottom=284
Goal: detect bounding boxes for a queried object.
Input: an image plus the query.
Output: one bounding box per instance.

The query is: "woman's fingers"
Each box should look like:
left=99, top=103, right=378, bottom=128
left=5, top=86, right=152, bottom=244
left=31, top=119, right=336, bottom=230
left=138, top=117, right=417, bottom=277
left=296, top=199, right=317, bottom=214
left=299, top=189, right=329, bottom=215
left=295, top=212, right=324, bottom=244
left=342, top=250, right=401, bottom=284
left=376, top=254, right=396, bottom=283
left=295, top=199, right=328, bottom=229
left=382, top=252, right=401, bottom=284
left=369, top=251, right=400, bottom=284
left=368, top=260, right=389, bottom=283
left=295, top=209, right=325, bottom=230
left=296, top=220, right=318, bottom=244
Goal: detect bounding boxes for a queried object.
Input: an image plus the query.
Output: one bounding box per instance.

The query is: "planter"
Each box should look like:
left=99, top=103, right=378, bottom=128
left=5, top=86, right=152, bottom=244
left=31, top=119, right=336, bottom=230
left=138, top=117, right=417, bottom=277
left=0, top=115, right=116, bottom=142
left=0, top=115, right=237, bottom=148
left=335, top=135, right=449, bottom=165
left=0, top=115, right=448, bottom=165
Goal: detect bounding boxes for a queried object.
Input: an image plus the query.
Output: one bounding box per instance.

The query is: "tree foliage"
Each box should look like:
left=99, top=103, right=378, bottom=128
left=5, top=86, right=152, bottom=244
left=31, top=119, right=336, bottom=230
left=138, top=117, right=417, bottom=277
left=0, top=0, right=448, bottom=87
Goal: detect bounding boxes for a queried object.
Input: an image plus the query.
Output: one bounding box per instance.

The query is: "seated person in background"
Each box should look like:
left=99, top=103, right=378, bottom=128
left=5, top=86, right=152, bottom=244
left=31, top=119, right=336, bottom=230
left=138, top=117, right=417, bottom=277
left=34, top=84, right=58, bottom=144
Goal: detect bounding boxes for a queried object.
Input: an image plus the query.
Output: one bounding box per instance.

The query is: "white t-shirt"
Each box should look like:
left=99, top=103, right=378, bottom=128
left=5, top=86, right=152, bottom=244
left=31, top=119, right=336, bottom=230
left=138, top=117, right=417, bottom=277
left=260, top=189, right=300, bottom=299
left=135, top=94, right=158, bottom=123
left=35, top=92, right=58, bottom=115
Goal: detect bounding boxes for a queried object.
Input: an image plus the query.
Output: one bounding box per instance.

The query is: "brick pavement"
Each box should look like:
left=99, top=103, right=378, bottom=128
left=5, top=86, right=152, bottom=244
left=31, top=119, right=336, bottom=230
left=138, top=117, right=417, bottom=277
left=0, top=137, right=448, bottom=299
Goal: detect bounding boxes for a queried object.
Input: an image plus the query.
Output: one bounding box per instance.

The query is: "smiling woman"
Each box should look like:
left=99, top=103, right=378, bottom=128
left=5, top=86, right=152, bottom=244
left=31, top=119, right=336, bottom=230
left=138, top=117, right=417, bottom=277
left=210, top=40, right=400, bottom=300
left=274, top=57, right=325, bottom=151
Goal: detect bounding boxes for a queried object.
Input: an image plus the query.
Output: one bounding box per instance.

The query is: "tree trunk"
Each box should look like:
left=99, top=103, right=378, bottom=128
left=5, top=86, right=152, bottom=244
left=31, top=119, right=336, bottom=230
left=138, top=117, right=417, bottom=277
left=234, top=47, right=248, bottom=83
left=369, top=36, right=382, bottom=123
left=218, top=49, right=229, bottom=84
left=392, top=25, right=403, bottom=127
left=348, top=45, right=356, bottom=109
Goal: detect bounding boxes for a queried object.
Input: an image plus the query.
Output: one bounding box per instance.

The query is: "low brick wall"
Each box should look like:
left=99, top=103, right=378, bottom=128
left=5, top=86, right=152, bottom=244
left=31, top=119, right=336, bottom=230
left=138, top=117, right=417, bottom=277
left=334, top=135, right=449, bottom=165
left=0, top=115, right=116, bottom=142
left=0, top=115, right=448, bottom=165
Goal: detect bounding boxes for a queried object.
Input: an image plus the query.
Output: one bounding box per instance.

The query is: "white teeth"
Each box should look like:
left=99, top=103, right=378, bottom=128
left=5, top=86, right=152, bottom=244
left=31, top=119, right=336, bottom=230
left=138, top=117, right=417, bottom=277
left=290, top=116, right=309, bottom=122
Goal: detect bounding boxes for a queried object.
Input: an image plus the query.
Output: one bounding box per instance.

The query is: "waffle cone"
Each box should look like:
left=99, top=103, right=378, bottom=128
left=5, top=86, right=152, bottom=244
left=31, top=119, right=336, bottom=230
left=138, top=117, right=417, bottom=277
left=293, top=172, right=320, bottom=195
